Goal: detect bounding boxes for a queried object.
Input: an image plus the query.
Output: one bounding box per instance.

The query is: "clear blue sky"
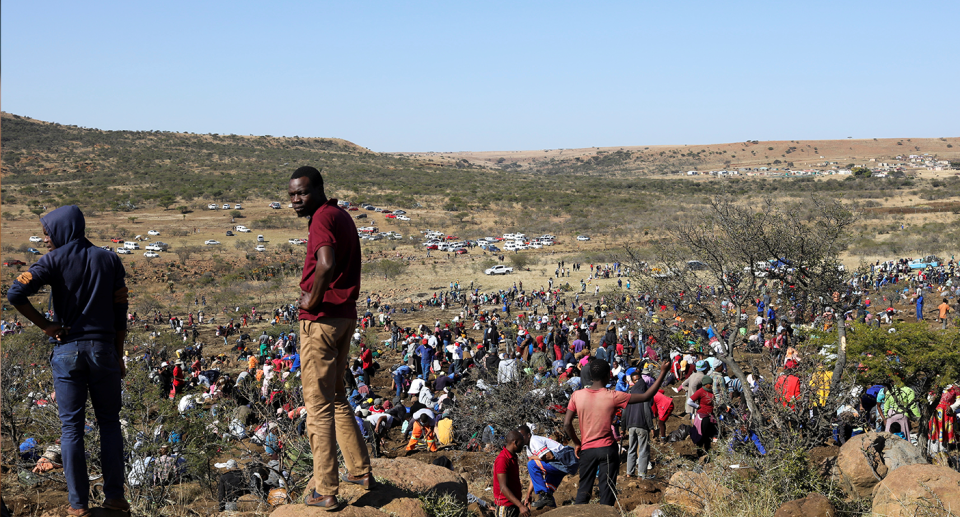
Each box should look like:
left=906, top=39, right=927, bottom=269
left=3, top=1, right=958, bottom=152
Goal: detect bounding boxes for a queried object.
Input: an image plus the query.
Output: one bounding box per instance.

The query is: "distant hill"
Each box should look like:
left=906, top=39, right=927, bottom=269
left=396, top=137, right=960, bottom=175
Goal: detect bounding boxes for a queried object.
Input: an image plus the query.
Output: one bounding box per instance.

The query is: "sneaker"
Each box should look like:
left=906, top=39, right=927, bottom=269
left=340, top=472, right=375, bottom=490
left=304, top=490, right=341, bottom=511
left=531, top=493, right=556, bottom=509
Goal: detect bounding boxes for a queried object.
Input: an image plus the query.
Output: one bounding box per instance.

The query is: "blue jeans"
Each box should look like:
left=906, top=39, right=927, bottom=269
left=51, top=340, right=125, bottom=509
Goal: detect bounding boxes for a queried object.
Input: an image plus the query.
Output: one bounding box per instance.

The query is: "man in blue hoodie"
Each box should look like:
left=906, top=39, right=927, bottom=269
left=7, top=205, right=130, bottom=516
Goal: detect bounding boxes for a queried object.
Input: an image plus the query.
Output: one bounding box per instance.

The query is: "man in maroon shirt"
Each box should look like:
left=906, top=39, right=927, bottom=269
left=289, top=166, right=372, bottom=510
left=493, top=430, right=530, bottom=517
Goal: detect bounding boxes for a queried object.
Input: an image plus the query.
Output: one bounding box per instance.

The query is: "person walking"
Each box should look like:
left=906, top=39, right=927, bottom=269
left=7, top=205, right=130, bottom=515
left=290, top=166, right=373, bottom=510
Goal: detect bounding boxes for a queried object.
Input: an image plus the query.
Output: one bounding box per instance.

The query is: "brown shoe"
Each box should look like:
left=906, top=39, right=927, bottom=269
left=66, top=507, right=92, bottom=517
left=340, top=472, right=375, bottom=490
left=102, top=498, right=131, bottom=512
left=304, top=490, right=341, bottom=511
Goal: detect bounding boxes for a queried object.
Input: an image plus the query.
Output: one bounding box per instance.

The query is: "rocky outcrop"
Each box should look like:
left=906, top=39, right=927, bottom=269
left=773, top=493, right=836, bottom=517
left=871, top=464, right=960, bottom=517
left=836, top=432, right=925, bottom=499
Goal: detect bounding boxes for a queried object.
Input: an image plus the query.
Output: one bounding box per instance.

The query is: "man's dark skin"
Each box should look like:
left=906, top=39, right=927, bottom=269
left=563, top=360, right=672, bottom=458
left=12, top=227, right=127, bottom=377
left=288, top=176, right=336, bottom=312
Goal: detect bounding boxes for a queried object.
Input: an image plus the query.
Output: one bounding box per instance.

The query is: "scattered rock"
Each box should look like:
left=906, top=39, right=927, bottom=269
left=871, top=464, right=960, bottom=517
left=836, top=432, right=925, bottom=499
left=661, top=471, right=733, bottom=513
left=271, top=504, right=388, bottom=517
left=631, top=504, right=662, bottom=517
left=773, top=493, right=836, bottom=517
left=538, top=505, right=622, bottom=517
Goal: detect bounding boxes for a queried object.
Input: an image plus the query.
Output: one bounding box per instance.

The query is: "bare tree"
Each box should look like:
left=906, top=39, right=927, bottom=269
left=626, top=194, right=859, bottom=426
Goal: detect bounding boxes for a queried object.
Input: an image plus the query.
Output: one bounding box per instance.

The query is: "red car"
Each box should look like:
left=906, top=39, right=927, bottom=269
left=426, top=244, right=439, bottom=250
left=347, top=207, right=358, bottom=211
left=384, top=214, right=397, bottom=219
left=455, top=249, right=468, bottom=255
left=111, top=238, right=124, bottom=243
left=4, top=259, right=27, bottom=267
left=381, top=210, right=393, bottom=214
left=446, top=235, right=458, bottom=240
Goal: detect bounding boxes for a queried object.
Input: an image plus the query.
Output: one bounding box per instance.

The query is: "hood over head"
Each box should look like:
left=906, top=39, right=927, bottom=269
left=41, top=205, right=86, bottom=248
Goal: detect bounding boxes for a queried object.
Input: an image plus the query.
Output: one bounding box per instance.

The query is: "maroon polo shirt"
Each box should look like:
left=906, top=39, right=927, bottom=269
left=299, top=199, right=361, bottom=321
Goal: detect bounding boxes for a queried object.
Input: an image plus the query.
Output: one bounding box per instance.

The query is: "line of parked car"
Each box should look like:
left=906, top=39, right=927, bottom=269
left=209, top=203, right=242, bottom=210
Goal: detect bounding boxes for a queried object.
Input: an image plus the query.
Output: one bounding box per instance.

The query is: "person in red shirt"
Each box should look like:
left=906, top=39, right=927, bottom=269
left=563, top=358, right=671, bottom=506
left=493, top=430, right=529, bottom=517
left=688, top=376, right=717, bottom=450
left=652, top=389, right=675, bottom=442
left=774, top=371, right=801, bottom=410
left=289, top=167, right=372, bottom=509
left=360, top=343, right=374, bottom=386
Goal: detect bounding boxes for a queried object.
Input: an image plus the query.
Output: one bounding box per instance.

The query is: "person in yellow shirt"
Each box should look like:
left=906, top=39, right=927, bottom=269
left=939, top=299, right=952, bottom=329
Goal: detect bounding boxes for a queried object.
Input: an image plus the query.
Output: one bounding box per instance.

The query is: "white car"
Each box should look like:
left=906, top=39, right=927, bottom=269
left=396, top=215, right=411, bottom=221
left=255, top=245, right=266, bottom=252
left=577, top=235, right=591, bottom=241
left=116, top=248, right=132, bottom=255
left=29, top=236, right=42, bottom=243
left=234, top=204, right=242, bottom=210
left=269, top=202, right=282, bottom=209
left=222, top=204, right=230, bottom=209
left=485, top=264, right=514, bottom=275
left=236, top=226, right=251, bottom=233
left=288, top=238, right=307, bottom=245
left=208, top=204, right=218, bottom=210
left=144, top=251, right=160, bottom=258
left=148, top=230, right=160, bottom=236
left=204, top=240, right=221, bottom=245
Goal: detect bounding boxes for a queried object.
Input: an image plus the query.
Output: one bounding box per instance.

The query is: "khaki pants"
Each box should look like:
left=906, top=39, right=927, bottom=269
left=300, top=318, right=370, bottom=496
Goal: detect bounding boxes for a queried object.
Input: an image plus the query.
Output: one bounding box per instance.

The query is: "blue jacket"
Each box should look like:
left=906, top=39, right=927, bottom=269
left=7, top=205, right=128, bottom=344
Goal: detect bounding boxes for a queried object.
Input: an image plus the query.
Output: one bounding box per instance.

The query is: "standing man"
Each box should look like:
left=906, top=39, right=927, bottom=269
left=563, top=358, right=670, bottom=506
left=493, top=430, right=530, bottom=517
left=7, top=205, right=130, bottom=515
left=290, top=166, right=373, bottom=509
left=622, top=371, right=654, bottom=479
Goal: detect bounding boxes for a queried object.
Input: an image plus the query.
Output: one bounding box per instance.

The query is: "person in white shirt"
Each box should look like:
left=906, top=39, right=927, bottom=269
left=517, top=425, right=578, bottom=510
left=408, top=376, right=426, bottom=399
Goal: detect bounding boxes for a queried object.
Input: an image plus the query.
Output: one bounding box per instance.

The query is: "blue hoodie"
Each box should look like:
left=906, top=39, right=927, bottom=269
left=7, top=205, right=128, bottom=344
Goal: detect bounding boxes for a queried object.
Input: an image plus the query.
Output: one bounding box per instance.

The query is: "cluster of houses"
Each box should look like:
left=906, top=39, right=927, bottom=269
left=682, top=154, right=957, bottom=179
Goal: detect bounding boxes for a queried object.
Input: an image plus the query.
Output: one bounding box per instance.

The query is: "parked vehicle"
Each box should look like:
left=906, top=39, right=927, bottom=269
left=269, top=202, right=282, bottom=209
left=393, top=210, right=406, bottom=215
left=485, top=264, right=514, bottom=275
left=236, top=226, right=251, bottom=233
left=29, top=236, right=43, bottom=243
left=355, top=213, right=367, bottom=219
left=908, top=255, right=941, bottom=269
left=4, top=259, right=27, bottom=266
left=455, top=248, right=468, bottom=255
left=111, top=238, right=124, bottom=243
left=205, top=240, right=221, bottom=245
left=226, top=230, right=235, bottom=236
left=123, top=242, right=140, bottom=250
left=148, top=230, right=160, bottom=236
left=27, top=248, right=42, bottom=255
left=257, top=235, right=265, bottom=242
left=396, top=215, right=410, bottom=221
left=577, top=235, right=590, bottom=241
left=384, top=214, right=396, bottom=219
left=116, top=248, right=132, bottom=255
left=255, top=245, right=266, bottom=252
left=144, top=251, right=160, bottom=258
left=100, top=246, right=112, bottom=251
left=234, top=204, right=242, bottom=209
left=145, top=242, right=168, bottom=251
left=208, top=204, right=218, bottom=210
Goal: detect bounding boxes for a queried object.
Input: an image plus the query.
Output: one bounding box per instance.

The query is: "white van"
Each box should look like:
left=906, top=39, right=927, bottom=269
left=257, top=235, right=265, bottom=242
left=123, top=242, right=140, bottom=250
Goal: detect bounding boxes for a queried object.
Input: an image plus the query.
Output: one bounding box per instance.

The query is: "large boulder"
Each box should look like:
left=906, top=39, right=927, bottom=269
left=661, top=471, right=733, bottom=513
left=871, top=464, right=960, bottom=517
left=271, top=505, right=388, bottom=517
left=836, top=432, right=925, bottom=499
left=370, top=456, right=468, bottom=504
left=773, top=493, right=836, bottom=517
